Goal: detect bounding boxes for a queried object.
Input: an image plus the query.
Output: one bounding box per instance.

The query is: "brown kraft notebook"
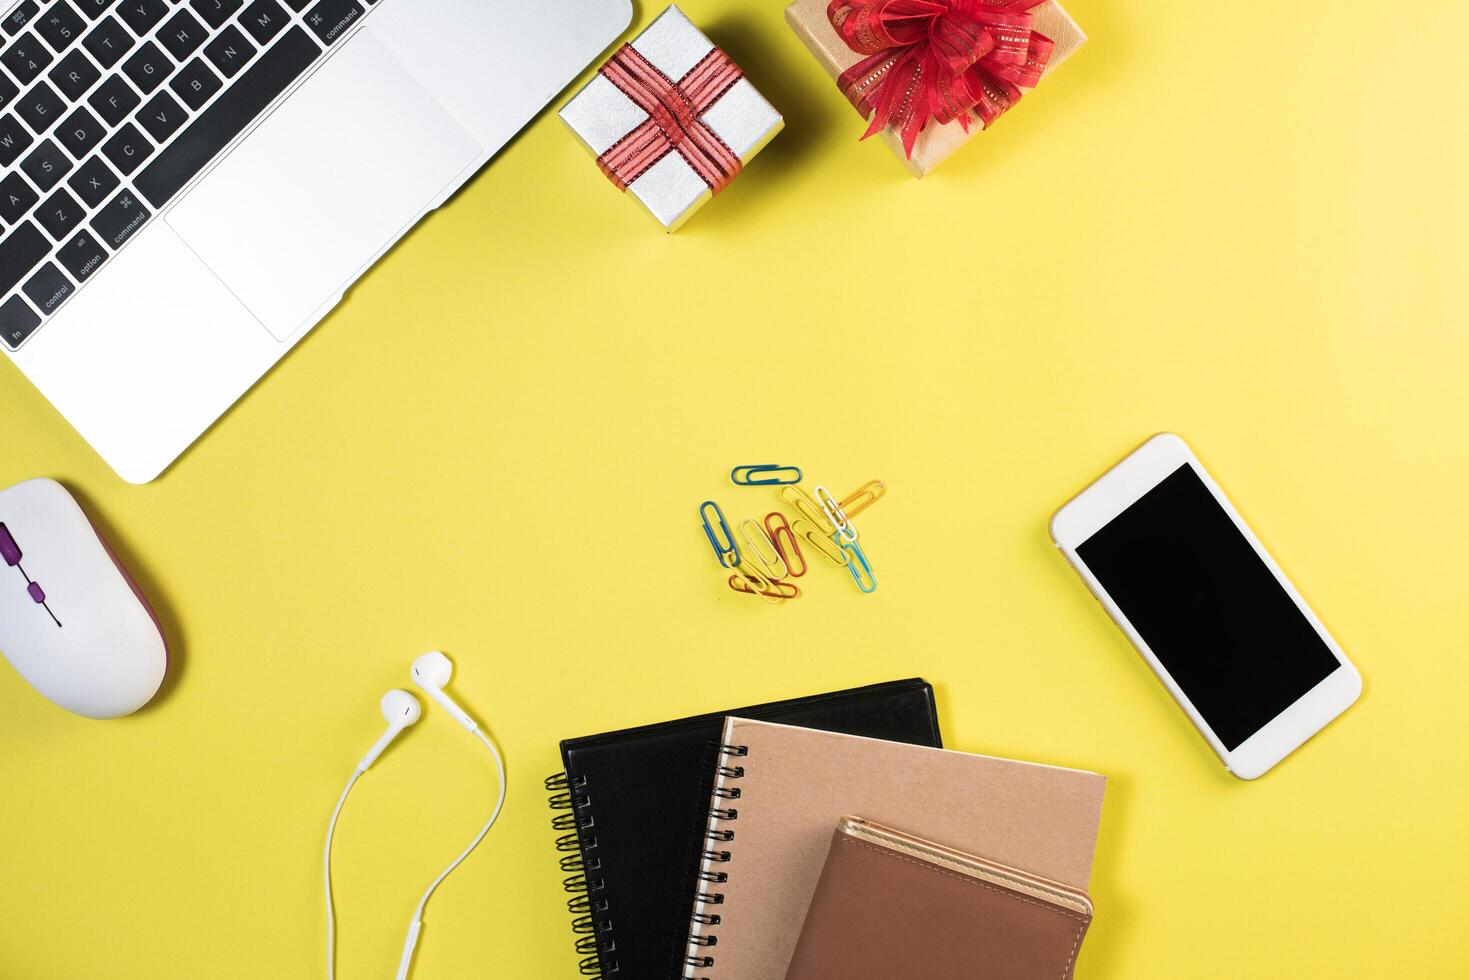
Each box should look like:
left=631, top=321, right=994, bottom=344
left=785, top=817, right=1095, bottom=980
left=679, top=718, right=1106, bottom=979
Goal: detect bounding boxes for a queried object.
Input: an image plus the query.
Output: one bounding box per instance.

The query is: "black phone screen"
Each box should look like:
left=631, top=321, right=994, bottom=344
left=1075, top=463, right=1342, bottom=750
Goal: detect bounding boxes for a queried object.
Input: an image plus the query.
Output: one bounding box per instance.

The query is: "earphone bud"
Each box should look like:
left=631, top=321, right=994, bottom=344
left=411, top=651, right=478, bottom=733
left=327, top=654, right=505, bottom=980
left=357, top=689, right=422, bottom=773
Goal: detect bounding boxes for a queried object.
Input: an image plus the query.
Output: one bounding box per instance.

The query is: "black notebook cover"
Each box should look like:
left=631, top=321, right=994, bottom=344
left=545, top=679, right=941, bottom=978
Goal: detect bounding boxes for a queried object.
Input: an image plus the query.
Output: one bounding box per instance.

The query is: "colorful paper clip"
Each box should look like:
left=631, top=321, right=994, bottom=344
left=700, top=500, right=740, bottom=568
left=728, top=570, right=800, bottom=601
left=740, top=519, right=789, bottom=581
left=840, top=480, right=887, bottom=519
left=764, top=512, right=807, bottom=578
left=731, top=464, right=803, bottom=486
left=792, top=518, right=848, bottom=566
left=836, top=533, right=876, bottom=593
left=815, top=485, right=857, bottom=544
left=727, top=557, right=790, bottom=604
left=780, top=485, right=834, bottom=533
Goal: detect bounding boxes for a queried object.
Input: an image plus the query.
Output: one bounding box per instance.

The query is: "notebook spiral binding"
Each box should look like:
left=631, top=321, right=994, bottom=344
left=546, top=771, right=618, bottom=977
left=683, top=743, right=748, bottom=980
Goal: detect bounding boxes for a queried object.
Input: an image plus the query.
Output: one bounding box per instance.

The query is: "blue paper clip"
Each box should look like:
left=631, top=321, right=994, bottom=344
left=731, top=464, right=803, bottom=486
left=836, top=532, right=876, bottom=593
left=700, top=501, right=740, bottom=568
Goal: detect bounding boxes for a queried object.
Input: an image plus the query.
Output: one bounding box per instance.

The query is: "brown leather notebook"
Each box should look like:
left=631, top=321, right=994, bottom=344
left=785, top=817, right=1095, bottom=980
left=680, top=718, right=1105, bottom=979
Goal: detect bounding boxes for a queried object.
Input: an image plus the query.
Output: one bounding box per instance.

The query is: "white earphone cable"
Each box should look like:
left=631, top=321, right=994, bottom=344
left=323, top=768, right=361, bottom=980
left=394, top=728, right=508, bottom=980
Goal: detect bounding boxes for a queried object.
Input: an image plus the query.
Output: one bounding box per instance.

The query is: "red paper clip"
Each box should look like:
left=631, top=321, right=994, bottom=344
left=764, top=512, right=808, bottom=578
left=728, top=574, right=800, bottom=600
left=727, top=557, right=791, bottom=604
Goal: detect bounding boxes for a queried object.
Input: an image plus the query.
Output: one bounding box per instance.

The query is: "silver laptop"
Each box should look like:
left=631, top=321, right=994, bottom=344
left=0, top=0, right=629, bottom=482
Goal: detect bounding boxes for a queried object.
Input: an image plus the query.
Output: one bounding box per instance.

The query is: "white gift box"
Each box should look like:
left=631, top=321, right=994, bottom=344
left=560, top=5, right=783, bottom=232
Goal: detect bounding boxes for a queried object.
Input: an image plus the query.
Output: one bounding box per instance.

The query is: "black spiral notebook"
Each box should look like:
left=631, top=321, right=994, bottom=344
left=544, top=679, right=942, bottom=978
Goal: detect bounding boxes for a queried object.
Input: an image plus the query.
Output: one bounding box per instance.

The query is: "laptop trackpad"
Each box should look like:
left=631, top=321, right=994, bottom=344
left=167, top=29, right=480, bottom=341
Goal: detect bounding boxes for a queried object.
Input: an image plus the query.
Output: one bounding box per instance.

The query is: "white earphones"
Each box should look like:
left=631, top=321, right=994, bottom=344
left=358, top=689, right=423, bottom=772
left=411, top=651, right=477, bottom=733
left=324, top=653, right=508, bottom=980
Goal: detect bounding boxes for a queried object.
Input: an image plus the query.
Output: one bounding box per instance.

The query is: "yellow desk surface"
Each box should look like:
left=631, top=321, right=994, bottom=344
left=3, top=1, right=1468, bottom=977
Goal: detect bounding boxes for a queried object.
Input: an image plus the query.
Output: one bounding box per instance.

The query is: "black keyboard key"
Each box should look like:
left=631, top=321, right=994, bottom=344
left=2, top=31, right=53, bottom=83
left=0, top=170, right=39, bottom=221
left=22, top=261, right=72, bottom=314
left=0, top=71, right=18, bottom=113
left=137, top=26, right=316, bottom=208
left=204, top=23, right=252, bottom=76
left=282, top=0, right=307, bottom=10
left=56, top=226, right=105, bottom=281
left=3, top=0, right=39, bottom=37
left=66, top=152, right=116, bottom=204
left=90, top=185, right=146, bottom=246
left=0, top=220, right=49, bottom=294
left=157, top=7, right=205, bottom=60
left=87, top=73, right=137, bottom=123
left=73, top=0, right=113, bottom=21
left=20, top=136, right=69, bottom=189
left=35, top=1, right=86, bottom=52
left=81, top=14, right=130, bottom=67
left=116, top=0, right=165, bottom=34
left=35, top=185, right=81, bottom=237
left=0, top=111, right=32, bottom=165
left=135, top=88, right=182, bottom=140
left=16, top=79, right=63, bottom=132
left=0, top=294, right=41, bottom=349
left=303, top=0, right=359, bottom=46
left=239, top=0, right=285, bottom=45
left=48, top=48, right=100, bottom=99
left=121, top=39, right=170, bottom=93
left=100, top=118, right=148, bottom=171
left=55, top=103, right=102, bottom=155
left=187, top=0, right=238, bottom=29
left=168, top=55, right=216, bottom=108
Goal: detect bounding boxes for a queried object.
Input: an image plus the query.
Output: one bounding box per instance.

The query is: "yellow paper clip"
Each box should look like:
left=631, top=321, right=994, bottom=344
left=728, top=573, right=800, bottom=600
left=791, top=518, right=848, bottom=566
left=740, top=519, right=789, bottom=581
left=727, top=557, right=788, bottom=605
left=815, top=485, right=857, bottom=544
left=840, top=480, right=887, bottom=519
left=780, top=485, right=833, bottom=533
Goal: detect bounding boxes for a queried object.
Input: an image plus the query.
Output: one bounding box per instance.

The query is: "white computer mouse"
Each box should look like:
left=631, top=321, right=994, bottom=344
left=0, top=479, right=167, bottom=719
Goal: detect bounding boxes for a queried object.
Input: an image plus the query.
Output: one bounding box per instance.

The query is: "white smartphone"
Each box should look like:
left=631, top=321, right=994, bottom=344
left=1050, top=433, right=1361, bottom=779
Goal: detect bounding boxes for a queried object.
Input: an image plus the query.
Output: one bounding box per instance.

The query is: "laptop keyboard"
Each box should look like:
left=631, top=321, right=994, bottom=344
left=0, top=0, right=377, bottom=351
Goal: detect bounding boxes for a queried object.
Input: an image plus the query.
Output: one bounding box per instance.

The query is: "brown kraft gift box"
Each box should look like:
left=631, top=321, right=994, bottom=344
left=785, top=0, right=1087, bottom=177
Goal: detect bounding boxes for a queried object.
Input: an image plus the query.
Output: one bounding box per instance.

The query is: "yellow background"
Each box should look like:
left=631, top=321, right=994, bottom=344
left=2, top=0, right=1467, bottom=976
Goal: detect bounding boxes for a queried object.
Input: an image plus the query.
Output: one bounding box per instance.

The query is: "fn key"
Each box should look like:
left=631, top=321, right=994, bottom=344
left=1, top=295, right=42, bottom=350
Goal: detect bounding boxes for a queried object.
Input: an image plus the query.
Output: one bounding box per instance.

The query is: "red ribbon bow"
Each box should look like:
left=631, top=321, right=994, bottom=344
left=829, top=0, right=1054, bottom=157
left=596, top=44, right=745, bottom=195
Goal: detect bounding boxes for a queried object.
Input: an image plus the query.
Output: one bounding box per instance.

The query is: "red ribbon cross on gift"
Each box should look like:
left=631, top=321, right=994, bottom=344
left=596, top=43, right=746, bottom=194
